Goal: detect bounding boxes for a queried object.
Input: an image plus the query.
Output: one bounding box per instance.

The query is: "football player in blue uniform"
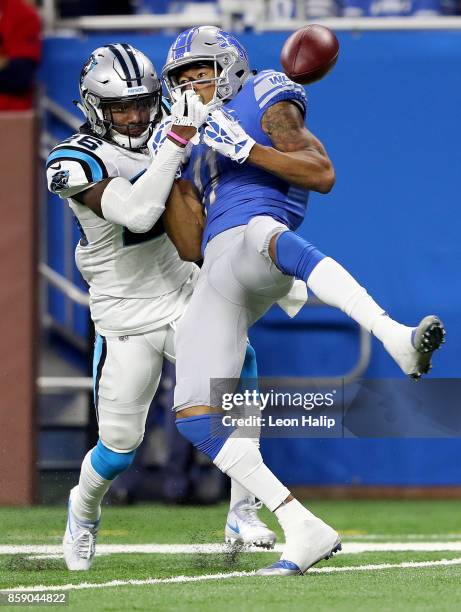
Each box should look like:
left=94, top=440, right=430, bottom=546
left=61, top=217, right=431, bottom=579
left=159, top=26, right=445, bottom=576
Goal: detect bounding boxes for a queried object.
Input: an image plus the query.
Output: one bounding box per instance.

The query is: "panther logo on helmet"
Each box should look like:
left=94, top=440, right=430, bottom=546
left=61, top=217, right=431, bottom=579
left=80, top=55, right=98, bottom=85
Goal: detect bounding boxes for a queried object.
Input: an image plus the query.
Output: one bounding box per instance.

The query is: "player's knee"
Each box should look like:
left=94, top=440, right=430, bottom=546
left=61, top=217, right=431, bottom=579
left=245, top=216, right=289, bottom=259
left=275, top=231, right=326, bottom=282
left=176, top=413, right=233, bottom=460
left=99, top=421, right=144, bottom=454
left=174, top=376, right=211, bottom=412
left=90, top=439, right=137, bottom=480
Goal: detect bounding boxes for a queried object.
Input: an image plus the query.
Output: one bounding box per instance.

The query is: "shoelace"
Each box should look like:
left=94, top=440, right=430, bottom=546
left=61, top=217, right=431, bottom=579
left=240, top=501, right=266, bottom=527
left=74, top=528, right=97, bottom=560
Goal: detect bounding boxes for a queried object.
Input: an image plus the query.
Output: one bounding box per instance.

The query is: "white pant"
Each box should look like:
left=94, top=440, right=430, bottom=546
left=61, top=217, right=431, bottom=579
left=174, top=216, right=293, bottom=411
left=95, top=323, right=176, bottom=452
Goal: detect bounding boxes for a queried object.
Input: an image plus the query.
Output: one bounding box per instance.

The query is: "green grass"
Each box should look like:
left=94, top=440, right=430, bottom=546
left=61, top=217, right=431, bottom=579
left=1, top=501, right=461, bottom=611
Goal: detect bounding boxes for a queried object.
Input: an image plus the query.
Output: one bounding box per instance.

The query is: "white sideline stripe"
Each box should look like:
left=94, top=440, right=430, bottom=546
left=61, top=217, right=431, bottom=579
left=4, top=558, right=461, bottom=593
left=2, top=542, right=461, bottom=555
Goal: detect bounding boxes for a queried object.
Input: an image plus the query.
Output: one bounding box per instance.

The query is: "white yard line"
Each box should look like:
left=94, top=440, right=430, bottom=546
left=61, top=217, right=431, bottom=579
left=4, top=557, right=461, bottom=593
left=2, top=542, right=461, bottom=555
left=345, top=534, right=461, bottom=541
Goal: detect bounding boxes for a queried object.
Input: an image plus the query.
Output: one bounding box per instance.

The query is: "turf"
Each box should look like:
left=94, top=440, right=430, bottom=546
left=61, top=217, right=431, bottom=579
left=1, top=501, right=460, bottom=611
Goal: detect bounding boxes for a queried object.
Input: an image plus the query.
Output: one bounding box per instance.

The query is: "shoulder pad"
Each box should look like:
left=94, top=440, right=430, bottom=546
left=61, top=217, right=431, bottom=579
left=47, top=137, right=109, bottom=180
left=253, top=70, right=307, bottom=116
left=46, top=136, right=109, bottom=197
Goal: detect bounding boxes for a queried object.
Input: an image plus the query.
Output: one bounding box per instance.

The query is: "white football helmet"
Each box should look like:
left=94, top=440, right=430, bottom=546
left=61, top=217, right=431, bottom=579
left=78, top=43, right=162, bottom=149
left=162, top=26, right=251, bottom=103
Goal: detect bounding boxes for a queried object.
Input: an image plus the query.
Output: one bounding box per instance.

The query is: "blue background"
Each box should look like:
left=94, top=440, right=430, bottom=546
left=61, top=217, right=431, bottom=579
left=41, top=31, right=461, bottom=486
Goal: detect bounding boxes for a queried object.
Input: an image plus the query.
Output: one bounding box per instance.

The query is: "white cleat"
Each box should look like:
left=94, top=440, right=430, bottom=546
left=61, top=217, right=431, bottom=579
left=225, top=499, right=276, bottom=549
left=382, top=315, right=445, bottom=379
left=256, top=517, right=341, bottom=576
left=63, top=486, right=99, bottom=571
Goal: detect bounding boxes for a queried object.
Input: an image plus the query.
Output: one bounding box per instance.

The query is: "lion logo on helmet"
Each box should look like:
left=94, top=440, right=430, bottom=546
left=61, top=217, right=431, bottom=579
left=216, top=32, right=248, bottom=62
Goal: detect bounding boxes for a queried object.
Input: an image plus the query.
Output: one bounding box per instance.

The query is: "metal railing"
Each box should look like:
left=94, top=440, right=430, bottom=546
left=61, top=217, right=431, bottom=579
left=40, top=97, right=92, bottom=392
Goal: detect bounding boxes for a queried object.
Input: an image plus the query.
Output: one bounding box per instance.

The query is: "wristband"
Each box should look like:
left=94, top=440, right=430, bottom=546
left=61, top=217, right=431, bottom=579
left=167, top=130, right=189, bottom=147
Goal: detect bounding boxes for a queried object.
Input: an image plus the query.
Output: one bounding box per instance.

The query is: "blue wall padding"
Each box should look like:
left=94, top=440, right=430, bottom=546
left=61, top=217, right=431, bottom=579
left=41, top=31, right=461, bottom=485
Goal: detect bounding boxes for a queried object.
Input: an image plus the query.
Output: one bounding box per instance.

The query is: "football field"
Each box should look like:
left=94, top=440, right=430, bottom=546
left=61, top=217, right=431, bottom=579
left=1, top=500, right=460, bottom=611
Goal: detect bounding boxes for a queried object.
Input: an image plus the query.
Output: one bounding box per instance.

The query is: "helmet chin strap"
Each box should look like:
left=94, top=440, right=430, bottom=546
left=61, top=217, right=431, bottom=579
left=110, top=126, right=151, bottom=149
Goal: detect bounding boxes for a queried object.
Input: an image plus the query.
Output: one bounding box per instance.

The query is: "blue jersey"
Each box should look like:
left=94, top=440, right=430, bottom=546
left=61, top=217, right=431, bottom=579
left=183, top=70, right=309, bottom=253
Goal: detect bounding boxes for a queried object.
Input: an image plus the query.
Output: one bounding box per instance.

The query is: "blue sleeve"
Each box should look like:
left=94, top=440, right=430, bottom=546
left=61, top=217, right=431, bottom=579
left=253, top=70, right=307, bottom=122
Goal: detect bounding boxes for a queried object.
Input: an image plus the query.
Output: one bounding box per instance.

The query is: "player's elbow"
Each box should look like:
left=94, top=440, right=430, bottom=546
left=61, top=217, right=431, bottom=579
left=317, top=166, right=335, bottom=194
left=126, top=205, right=164, bottom=233
left=126, top=217, right=154, bottom=234
left=176, top=244, right=202, bottom=262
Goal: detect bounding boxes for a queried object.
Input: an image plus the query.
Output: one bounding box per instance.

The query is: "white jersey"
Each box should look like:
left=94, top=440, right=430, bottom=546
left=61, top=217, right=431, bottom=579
left=46, top=130, right=195, bottom=337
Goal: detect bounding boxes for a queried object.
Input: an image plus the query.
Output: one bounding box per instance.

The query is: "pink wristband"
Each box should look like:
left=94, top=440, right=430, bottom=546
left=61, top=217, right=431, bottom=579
left=167, top=130, right=189, bottom=146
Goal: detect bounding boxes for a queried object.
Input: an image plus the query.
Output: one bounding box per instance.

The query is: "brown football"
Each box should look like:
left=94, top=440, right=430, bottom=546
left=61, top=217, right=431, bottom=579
left=280, top=24, right=339, bottom=85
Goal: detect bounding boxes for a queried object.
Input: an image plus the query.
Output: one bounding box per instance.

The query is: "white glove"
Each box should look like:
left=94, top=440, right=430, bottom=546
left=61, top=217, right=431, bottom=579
left=170, top=89, right=210, bottom=130
left=203, top=109, right=255, bottom=164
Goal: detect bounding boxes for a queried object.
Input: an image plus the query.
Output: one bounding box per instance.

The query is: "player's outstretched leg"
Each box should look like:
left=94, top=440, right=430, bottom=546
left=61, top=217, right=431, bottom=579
left=176, top=413, right=340, bottom=574
left=63, top=441, right=135, bottom=570
left=226, top=342, right=276, bottom=549
left=270, top=231, right=445, bottom=378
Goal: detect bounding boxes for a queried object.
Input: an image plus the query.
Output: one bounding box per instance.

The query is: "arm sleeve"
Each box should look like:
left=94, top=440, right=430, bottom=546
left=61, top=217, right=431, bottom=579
left=254, top=70, right=307, bottom=123
left=100, top=138, right=185, bottom=233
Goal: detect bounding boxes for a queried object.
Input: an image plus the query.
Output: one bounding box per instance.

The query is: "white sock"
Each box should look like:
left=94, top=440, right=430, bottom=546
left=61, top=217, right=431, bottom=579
left=371, top=311, right=409, bottom=344
left=72, top=450, right=112, bottom=523
left=275, top=499, right=336, bottom=566
left=276, top=499, right=318, bottom=565
left=275, top=498, right=316, bottom=527
left=229, top=438, right=259, bottom=509
left=214, top=436, right=290, bottom=512
left=230, top=479, right=255, bottom=509
left=307, top=257, right=388, bottom=333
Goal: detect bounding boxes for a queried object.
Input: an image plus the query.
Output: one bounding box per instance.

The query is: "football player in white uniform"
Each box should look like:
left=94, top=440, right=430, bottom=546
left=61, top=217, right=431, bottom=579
left=46, top=44, right=275, bottom=571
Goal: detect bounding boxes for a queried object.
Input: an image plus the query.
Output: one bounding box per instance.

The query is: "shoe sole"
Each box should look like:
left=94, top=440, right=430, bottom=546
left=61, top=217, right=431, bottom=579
left=410, top=315, right=446, bottom=380
left=225, top=536, right=276, bottom=550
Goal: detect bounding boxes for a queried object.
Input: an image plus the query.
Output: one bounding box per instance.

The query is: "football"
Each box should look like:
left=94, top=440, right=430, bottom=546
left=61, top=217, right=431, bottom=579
left=280, top=24, right=339, bottom=85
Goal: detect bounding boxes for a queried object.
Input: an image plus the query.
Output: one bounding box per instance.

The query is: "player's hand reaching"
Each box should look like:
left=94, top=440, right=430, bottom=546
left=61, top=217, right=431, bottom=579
left=203, top=109, right=256, bottom=164
left=171, top=90, right=209, bottom=131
